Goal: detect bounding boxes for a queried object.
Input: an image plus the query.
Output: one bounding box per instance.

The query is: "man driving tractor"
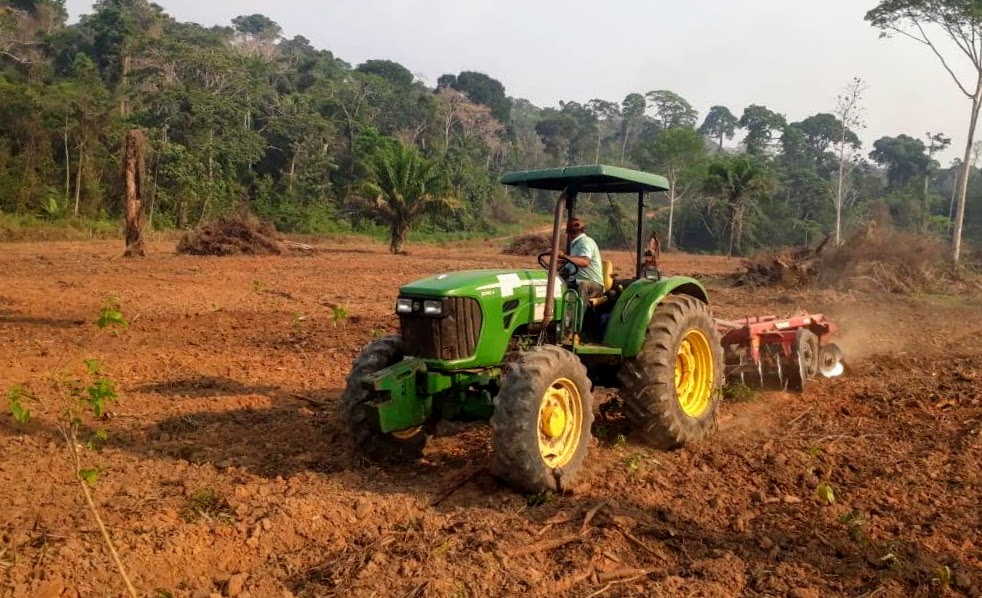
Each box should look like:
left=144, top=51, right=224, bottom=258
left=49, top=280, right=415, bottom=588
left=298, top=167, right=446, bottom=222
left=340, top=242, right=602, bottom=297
left=559, top=218, right=605, bottom=300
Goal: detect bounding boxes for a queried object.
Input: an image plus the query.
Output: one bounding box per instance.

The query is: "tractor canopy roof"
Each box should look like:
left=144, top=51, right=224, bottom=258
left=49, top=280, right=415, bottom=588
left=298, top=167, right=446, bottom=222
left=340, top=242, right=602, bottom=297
left=500, top=164, right=670, bottom=194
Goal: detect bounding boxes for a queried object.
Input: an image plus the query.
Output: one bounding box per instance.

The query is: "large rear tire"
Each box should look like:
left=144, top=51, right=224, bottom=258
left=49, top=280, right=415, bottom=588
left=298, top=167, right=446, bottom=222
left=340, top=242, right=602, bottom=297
left=341, top=335, right=426, bottom=462
left=491, top=346, right=594, bottom=494
left=619, top=294, right=724, bottom=450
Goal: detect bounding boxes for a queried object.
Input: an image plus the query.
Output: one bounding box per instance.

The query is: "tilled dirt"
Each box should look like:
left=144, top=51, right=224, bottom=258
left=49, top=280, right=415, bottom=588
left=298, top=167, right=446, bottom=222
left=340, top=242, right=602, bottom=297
left=0, top=240, right=979, bottom=598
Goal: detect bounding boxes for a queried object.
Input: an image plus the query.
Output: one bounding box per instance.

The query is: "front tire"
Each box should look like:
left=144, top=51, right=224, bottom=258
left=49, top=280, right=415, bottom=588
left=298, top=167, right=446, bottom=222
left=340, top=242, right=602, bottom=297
left=619, top=294, right=724, bottom=449
left=341, top=335, right=426, bottom=462
left=491, top=346, right=594, bottom=493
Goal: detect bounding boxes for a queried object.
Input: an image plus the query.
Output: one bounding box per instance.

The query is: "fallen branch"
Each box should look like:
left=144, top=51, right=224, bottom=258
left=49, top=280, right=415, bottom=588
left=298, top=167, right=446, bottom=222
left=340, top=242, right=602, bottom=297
left=618, top=530, right=669, bottom=563
left=502, top=533, right=581, bottom=558
left=283, top=240, right=316, bottom=252
left=586, top=573, right=649, bottom=598
left=541, top=568, right=593, bottom=595
left=536, top=512, right=573, bottom=537
left=597, top=567, right=651, bottom=583
left=580, top=501, right=607, bottom=534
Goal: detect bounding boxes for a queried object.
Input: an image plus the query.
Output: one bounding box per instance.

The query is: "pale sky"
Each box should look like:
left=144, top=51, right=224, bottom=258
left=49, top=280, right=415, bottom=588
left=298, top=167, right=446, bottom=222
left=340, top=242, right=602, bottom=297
left=67, top=0, right=977, bottom=164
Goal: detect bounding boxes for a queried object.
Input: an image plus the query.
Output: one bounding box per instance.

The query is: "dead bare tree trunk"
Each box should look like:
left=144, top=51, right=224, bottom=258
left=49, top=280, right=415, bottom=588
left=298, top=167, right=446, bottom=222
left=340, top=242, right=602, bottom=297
left=122, top=129, right=147, bottom=258
left=953, top=81, right=982, bottom=265
left=63, top=118, right=70, bottom=210
left=74, top=143, right=83, bottom=218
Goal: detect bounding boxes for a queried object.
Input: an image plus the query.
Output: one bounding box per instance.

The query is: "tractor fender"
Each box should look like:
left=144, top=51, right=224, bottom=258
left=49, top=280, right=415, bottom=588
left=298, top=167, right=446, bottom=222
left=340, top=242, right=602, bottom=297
left=602, top=276, right=709, bottom=358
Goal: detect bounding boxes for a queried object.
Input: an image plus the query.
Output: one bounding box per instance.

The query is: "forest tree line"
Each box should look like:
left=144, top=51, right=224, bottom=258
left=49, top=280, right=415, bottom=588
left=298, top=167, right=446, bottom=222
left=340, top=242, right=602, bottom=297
left=2, top=0, right=981, bottom=256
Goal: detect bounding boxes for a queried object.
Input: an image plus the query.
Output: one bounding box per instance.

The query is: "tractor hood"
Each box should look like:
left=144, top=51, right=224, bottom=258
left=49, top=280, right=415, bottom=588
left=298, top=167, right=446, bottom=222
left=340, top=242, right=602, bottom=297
left=400, top=269, right=563, bottom=299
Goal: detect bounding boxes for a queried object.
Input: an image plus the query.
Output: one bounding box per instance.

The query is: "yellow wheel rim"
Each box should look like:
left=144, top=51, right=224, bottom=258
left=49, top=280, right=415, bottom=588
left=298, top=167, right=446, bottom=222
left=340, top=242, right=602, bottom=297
left=537, top=378, right=583, bottom=469
left=391, top=426, right=422, bottom=440
left=675, top=329, right=715, bottom=418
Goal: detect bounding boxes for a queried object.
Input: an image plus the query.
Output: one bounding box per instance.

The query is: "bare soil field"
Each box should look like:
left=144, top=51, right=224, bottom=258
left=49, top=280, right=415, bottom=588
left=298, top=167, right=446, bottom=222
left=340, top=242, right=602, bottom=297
left=0, top=239, right=980, bottom=598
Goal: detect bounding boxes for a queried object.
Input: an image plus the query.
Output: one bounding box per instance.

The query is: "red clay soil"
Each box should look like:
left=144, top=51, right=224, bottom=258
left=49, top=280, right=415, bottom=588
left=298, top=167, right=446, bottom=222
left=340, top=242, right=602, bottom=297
left=0, top=240, right=979, bottom=598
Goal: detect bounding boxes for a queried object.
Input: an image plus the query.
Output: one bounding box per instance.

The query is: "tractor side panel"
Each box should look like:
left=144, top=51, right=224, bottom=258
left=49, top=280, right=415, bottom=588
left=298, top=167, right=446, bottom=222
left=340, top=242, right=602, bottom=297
left=471, top=271, right=565, bottom=367
left=400, top=269, right=564, bottom=369
left=603, top=277, right=709, bottom=358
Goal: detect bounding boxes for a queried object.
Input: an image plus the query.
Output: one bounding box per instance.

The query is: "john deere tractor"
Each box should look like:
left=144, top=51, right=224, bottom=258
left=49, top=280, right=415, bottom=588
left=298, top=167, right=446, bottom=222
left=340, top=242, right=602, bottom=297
left=342, top=165, right=723, bottom=493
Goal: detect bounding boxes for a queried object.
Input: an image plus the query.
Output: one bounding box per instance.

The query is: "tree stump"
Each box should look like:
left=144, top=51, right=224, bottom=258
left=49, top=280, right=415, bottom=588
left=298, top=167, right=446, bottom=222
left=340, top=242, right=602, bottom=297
left=122, top=129, right=146, bottom=258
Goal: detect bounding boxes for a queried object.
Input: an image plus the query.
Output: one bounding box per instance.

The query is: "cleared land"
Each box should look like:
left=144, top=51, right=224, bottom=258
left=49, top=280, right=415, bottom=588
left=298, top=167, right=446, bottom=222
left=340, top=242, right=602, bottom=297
left=0, top=240, right=979, bottom=597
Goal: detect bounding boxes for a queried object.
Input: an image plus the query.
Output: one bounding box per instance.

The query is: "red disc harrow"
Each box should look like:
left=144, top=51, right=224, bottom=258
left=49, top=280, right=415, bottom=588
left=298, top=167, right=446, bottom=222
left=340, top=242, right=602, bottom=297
left=716, top=314, right=844, bottom=392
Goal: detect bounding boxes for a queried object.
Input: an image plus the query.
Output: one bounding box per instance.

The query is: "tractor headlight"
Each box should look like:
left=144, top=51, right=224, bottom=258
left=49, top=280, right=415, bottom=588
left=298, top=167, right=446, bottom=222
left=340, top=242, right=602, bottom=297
left=423, top=300, right=443, bottom=316
left=396, top=298, right=413, bottom=314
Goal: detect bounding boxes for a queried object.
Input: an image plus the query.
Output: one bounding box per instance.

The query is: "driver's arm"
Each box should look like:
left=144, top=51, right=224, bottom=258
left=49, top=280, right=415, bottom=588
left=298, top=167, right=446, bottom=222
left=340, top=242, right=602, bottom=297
left=560, top=251, right=592, bottom=269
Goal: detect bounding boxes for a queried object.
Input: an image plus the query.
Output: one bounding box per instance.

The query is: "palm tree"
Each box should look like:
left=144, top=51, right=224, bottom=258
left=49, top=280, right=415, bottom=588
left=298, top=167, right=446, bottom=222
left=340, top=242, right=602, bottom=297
left=703, top=154, right=771, bottom=257
left=362, top=142, right=457, bottom=254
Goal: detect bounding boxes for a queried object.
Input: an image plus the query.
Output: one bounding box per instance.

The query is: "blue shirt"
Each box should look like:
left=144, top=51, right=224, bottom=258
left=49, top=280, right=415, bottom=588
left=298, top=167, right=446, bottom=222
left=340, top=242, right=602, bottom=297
left=569, top=233, right=604, bottom=286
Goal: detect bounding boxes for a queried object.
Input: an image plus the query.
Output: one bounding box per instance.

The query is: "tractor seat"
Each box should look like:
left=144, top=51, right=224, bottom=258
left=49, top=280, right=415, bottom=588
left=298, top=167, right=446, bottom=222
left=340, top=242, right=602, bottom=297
left=588, top=261, right=616, bottom=308
left=602, top=260, right=614, bottom=293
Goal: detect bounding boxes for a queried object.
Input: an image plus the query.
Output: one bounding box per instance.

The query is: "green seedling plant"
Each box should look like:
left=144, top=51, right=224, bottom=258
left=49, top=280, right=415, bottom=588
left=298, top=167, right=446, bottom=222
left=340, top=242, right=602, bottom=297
left=57, top=358, right=137, bottom=597
left=723, top=382, right=757, bottom=403
left=9, top=303, right=140, bottom=597
left=181, top=488, right=233, bottom=523
left=815, top=482, right=836, bottom=505
left=332, top=305, right=350, bottom=341
left=331, top=305, right=349, bottom=327
left=8, top=385, right=37, bottom=424
left=97, top=298, right=129, bottom=334
left=526, top=491, right=554, bottom=508
left=839, top=509, right=869, bottom=547
left=933, top=565, right=953, bottom=593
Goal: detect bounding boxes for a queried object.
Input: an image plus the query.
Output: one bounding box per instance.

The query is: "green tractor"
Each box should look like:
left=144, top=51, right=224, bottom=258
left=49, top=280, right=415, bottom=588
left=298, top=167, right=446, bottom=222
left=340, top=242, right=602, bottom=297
left=342, top=165, right=723, bottom=493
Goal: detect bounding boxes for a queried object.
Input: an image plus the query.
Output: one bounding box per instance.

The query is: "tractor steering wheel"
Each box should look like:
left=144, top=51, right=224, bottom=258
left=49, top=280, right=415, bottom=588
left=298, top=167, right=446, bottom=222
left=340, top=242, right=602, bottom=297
left=537, top=252, right=579, bottom=277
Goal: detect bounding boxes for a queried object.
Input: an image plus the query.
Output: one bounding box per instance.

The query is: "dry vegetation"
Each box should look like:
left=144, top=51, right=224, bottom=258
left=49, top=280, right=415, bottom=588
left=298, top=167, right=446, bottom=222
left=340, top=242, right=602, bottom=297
left=177, top=215, right=286, bottom=256
left=502, top=233, right=553, bottom=256
left=736, top=227, right=976, bottom=294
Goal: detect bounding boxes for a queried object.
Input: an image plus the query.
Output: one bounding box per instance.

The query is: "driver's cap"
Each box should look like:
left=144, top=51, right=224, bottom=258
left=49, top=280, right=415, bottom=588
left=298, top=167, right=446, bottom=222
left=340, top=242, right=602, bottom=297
left=569, top=218, right=586, bottom=232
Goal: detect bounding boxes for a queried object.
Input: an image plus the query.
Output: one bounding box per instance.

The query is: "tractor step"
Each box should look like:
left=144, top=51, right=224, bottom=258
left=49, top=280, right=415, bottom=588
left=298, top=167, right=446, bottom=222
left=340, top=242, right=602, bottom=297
left=573, top=343, right=623, bottom=356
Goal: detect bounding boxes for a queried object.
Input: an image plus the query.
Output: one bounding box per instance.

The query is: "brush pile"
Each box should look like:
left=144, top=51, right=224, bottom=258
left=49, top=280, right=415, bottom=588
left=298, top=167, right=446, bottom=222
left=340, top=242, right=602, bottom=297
left=736, top=228, right=956, bottom=293
left=177, top=215, right=288, bottom=256
left=503, top=233, right=553, bottom=256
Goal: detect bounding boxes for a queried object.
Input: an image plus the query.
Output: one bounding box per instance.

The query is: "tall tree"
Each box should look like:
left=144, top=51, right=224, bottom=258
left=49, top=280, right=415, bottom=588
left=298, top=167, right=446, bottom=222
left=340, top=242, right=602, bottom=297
left=361, top=142, right=457, bottom=254
left=534, top=110, right=577, bottom=165
left=645, top=90, right=698, bottom=129
left=633, top=127, right=706, bottom=249
left=587, top=98, right=620, bottom=163
left=231, top=13, right=281, bottom=58
left=441, top=71, right=510, bottom=124
left=739, top=105, right=786, bottom=156
left=698, top=105, right=739, bottom=152
left=356, top=59, right=414, bottom=88
left=703, top=153, right=771, bottom=256
left=924, top=131, right=952, bottom=199
left=620, top=92, right=647, bottom=162
left=867, top=0, right=982, bottom=264
left=869, top=134, right=932, bottom=188
left=832, top=78, right=866, bottom=246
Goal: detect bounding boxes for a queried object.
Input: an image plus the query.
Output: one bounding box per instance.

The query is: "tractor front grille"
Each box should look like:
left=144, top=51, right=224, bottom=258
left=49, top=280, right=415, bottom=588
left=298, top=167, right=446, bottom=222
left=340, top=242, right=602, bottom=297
left=399, top=297, right=483, bottom=361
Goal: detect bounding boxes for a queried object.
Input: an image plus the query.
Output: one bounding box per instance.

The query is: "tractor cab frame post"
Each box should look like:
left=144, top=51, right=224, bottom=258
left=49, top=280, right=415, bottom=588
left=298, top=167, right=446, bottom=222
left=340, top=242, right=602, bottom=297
left=636, top=191, right=645, bottom=280
left=543, top=188, right=576, bottom=325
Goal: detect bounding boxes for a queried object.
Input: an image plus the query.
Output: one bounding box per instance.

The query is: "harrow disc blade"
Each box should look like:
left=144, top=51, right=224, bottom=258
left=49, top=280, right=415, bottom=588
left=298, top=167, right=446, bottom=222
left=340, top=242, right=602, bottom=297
left=819, top=344, right=844, bottom=378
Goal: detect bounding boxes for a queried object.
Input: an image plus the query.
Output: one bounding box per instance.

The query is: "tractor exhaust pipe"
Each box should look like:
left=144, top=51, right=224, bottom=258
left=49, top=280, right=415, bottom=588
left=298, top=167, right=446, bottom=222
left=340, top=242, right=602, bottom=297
left=543, top=189, right=569, bottom=326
